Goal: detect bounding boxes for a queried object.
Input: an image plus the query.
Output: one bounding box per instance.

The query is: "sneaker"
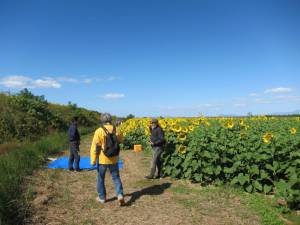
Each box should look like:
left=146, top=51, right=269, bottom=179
left=69, top=168, right=74, bottom=171
left=96, top=197, right=105, bottom=204
left=155, top=175, right=161, bottom=179
left=117, top=195, right=125, bottom=207
left=74, top=169, right=82, bottom=172
left=144, top=175, right=154, bottom=179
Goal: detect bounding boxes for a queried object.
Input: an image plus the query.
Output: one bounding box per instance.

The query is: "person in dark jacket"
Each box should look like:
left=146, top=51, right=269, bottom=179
left=68, top=116, right=81, bottom=171
left=145, top=118, right=165, bottom=179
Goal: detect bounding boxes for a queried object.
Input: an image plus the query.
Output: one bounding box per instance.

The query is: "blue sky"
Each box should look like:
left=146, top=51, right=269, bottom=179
left=0, top=0, right=299, bottom=117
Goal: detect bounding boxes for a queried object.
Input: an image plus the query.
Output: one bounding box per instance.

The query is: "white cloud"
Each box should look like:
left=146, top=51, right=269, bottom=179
left=197, top=103, right=214, bottom=108
left=158, top=104, right=223, bottom=115
left=211, top=107, right=221, bottom=111
left=274, top=95, right=300, bottom=102
left=0, top=75, right=61, bottom=89
left=58, top=76, right=117, bottom=84
left=255, top=98, right=272, bottom=104
left=253, top=95, right=300, bottom=105
left=102, top=93, right=125, bottom=100
left=233, top=103, right=246, bottom=107
left=94, top=76, right=119, bottom=82
left=83, top=78, right=92, bottom=84
left=57, top=77, right=79, bottom=83
left=106, top=76, right=117, bottom=81
left=264, top=87, right=293, bottom=94
left=249, top=93, right=258, bottom=97
left=0, top=76, right=31, bottom=88
left=32, top=77, right=61, bottom=88
left=0, top=75, right=120, bottom=89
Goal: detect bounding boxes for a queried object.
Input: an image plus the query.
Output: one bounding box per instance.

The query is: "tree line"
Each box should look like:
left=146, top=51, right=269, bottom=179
left=0, top=89, right=102, bottom=144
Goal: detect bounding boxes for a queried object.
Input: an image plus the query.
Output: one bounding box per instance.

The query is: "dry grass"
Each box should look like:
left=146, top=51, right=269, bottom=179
left=0, top=142, right=19, bottom=155
left=26, top=135, right=261, bottom=225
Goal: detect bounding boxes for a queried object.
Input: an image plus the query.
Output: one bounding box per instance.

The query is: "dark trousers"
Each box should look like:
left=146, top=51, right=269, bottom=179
left=69, top=141, right=80, bottom=170
left=150, top=146, right=163, bottom=177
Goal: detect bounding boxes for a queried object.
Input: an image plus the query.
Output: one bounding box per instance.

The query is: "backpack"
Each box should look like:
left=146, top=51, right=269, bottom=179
left=101, top=125, right=120, bottom=157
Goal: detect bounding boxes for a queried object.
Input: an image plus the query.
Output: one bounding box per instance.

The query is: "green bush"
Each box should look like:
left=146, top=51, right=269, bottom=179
left=0, top=89, right=101, bottom=144
left=0, top=133, right=68, bottom=225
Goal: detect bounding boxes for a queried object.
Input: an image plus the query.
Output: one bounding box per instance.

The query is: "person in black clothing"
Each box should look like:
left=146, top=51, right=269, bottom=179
left=68, top=116, right=81, bottom=171
left=145, top=118, right=165, bottom=179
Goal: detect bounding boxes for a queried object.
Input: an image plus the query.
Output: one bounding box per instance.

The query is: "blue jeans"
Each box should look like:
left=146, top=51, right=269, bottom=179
left=97, top=164, right=124, bottom=200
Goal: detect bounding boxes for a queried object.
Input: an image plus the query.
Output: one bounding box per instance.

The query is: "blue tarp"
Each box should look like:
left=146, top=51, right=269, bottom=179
left=48, top=156, right=123, bottom=170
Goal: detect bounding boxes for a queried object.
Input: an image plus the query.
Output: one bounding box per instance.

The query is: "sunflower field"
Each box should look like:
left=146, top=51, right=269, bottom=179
left=118, top=117, right=300, bottom=209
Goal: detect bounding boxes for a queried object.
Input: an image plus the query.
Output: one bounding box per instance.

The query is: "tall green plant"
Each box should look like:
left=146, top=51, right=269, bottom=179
left=0, top=133, right=68, bottom=225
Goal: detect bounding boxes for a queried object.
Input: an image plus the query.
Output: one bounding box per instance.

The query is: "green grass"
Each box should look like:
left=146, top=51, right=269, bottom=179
left=241, top=192, right=300, bottom=225
left=170, top=184, right=289, bottom=225
left=285, top=213, right=300, bottom=225
left=133, top=179, right=160, bottom=188
left=176, top=198, right=198, bottom=208
left=239, top=192, right=284, bottom=225
left=170, top=185, right=192, bottom=194
left=0, top=133, right=69, bottom=225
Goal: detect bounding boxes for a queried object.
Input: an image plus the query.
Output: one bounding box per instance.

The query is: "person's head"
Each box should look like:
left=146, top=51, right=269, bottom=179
left=151, top=118, right=159, bottom=129
left=72, top=116, right=79, bottom=124
left=101, top=113, right=112, bottom=124
left=115, top=119, right=122, bottom=127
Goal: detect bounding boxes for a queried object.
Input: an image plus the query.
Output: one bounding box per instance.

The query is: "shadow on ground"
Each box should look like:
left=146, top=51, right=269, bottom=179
left=106, top=182, right=172, bottom=206
left=126, top=182, right=172, bottom=206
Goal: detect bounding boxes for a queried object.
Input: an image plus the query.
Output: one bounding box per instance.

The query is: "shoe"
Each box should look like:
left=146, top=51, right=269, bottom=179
left=144, top=175, right=154, bottom=179
left=156, top=173, right=165, bottom=179
left=69, top=168, right=74, bottom=171
left=117, top=195, right=125, bottom=207
left=75, top=169, right=82, bottom=172
left=96, top=197, right=105, bottom=204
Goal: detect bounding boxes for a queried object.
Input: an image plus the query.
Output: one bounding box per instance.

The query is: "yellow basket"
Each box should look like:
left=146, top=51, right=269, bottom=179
left=133, top=144, right=142, bottom=153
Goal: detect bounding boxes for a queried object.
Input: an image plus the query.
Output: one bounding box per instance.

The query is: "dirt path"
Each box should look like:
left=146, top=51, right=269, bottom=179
left=27, top=134, right=261, bottom=225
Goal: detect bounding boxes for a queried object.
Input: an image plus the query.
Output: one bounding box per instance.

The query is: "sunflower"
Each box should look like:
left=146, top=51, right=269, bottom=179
left=177, top=145, right=187, bottom=154
left=169, top=120, right=176, bottom=126
left=193, top=121, right=200, bottom=126
left=225, top=120, right=234, bottom=129
left=145, top=130, right=150, bottom=136
left=178, top=133, right=187, bottom=142
left=188, top=125, right=195, bottom=131
left=205, top=121, right=211, bottom=126
left=182, top=127, right=189, bottom=133
left=240, top=119, right=245, bottom=126
left=290, top=128, right=297, bottom=135
left=263, top=132, right=274, bottom=144
left=171, top=124, right=182, bottom=133
left=160, top=121, right=167, bottom=129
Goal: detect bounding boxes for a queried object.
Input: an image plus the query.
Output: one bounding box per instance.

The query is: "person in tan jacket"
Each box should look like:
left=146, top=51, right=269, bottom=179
left=90, top=113, right=125, bottom=206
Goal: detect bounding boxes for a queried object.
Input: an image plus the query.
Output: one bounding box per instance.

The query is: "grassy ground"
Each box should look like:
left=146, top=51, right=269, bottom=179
left=0, top=133, right=70, bottom=225
left=25, top=134, right=299, bottom=225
